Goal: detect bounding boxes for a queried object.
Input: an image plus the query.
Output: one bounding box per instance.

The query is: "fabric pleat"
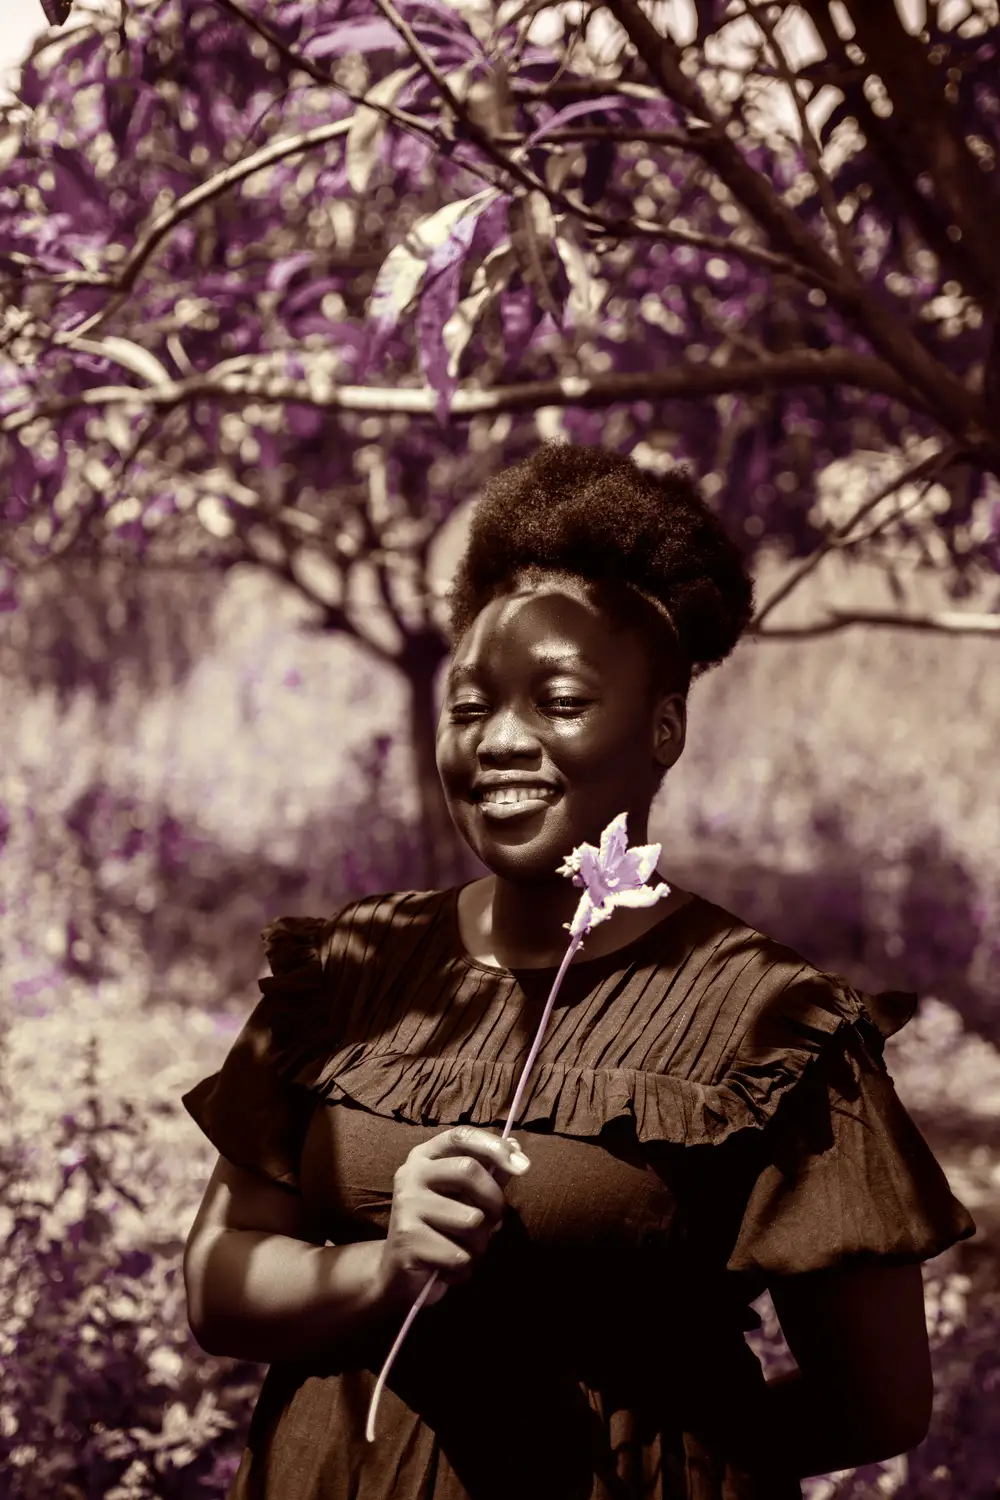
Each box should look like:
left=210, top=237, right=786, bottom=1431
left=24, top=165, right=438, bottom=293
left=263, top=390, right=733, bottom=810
left=181, top=885, right=976, bottom=1500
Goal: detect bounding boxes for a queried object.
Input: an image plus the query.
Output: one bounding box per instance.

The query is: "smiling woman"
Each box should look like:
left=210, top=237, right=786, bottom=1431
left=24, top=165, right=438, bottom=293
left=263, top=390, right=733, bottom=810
left=181, top=440, right=975, bottom=1500
left=435, top=440, right=752, bottom=969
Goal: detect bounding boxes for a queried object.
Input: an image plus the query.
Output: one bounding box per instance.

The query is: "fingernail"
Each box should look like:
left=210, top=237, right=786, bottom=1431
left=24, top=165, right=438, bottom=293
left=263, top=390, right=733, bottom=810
left=508, top=1149, right=531, bottom=1172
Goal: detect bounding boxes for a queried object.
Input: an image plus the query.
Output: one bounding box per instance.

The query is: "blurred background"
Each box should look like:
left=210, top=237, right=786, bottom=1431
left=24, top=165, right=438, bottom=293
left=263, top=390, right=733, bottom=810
left=2, top=1, right=999, bottom=1497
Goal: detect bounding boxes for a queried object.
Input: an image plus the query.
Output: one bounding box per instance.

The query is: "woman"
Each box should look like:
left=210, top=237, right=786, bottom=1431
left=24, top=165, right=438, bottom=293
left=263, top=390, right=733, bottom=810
left=182, top=441, right=976, bottom=1500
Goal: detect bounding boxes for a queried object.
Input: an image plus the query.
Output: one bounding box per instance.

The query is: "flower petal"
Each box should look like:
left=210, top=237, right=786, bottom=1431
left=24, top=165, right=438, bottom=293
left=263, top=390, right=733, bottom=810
left=579, top=845, right=607, bottom=894
left=598, top=812, right=629, bottom=871
left=606, top=883, right=671, bottom=910
left=567, top=891, right=601, bottom=938
left=558, top=815, right=667, bottom=942
left=583, top=895, right=617, bottom=931
left=622, top=842, right=662, bottom=885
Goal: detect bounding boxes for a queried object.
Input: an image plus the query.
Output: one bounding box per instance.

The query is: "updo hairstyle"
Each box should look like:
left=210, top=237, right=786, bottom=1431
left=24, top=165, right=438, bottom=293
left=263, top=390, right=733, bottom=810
left=445, top=440, right=756, bottom=701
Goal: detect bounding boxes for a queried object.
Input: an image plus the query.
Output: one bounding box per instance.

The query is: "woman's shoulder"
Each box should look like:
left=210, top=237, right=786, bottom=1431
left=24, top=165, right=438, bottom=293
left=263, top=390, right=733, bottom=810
left=261, top=885, right=454, bottom=976
left=666, top=886, right=833, bottom=982
left=672, top=890, right=917, bottom=1046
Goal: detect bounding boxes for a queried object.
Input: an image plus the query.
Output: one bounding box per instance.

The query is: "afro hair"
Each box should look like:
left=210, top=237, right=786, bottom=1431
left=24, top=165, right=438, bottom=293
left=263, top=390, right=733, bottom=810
left=445, top=440, right=755, bottom=697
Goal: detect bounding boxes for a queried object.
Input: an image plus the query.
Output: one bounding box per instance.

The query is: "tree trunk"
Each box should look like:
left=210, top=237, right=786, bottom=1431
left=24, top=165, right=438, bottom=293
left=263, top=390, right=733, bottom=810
left=401, top=630, right=479, bottom=891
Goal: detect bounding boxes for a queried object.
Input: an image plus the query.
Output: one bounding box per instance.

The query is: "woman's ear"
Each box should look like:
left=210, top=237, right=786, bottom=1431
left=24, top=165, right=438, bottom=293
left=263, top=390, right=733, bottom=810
left=653, top=692, right=687, bottom=772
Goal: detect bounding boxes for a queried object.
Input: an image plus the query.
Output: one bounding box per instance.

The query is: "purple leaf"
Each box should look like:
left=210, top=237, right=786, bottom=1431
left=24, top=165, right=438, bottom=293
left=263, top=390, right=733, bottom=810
left=302, top=20, right=408, bottom=58
left=304, top=13, right=477, bottom=62
left=346, top=64, right=420, bottom=196
left=416, top=256, right=465, bottom=426
left=365, top=189, right=498, bottom=369
left=524, top=94, right=634, bottom=149
left=267, top=251, right=315, bottom=292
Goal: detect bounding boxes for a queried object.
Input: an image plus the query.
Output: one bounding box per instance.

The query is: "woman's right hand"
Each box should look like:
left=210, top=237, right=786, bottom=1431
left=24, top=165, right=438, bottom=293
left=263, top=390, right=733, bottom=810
left=376, top=1125, right=532, bottom=1310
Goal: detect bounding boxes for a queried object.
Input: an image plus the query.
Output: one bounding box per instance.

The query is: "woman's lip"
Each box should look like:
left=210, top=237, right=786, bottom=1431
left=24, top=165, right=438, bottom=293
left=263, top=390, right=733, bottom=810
left=476, top=791, right=561, bottom=820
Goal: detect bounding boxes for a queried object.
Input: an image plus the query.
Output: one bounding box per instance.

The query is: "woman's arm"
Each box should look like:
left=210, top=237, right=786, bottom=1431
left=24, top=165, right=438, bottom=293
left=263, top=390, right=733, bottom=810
left=183, top=1154, right=401, bottom=1363
left=758, top=1365, right=919, bottom=1481
left=756, top=1262, right=934, bottom=1480
left=184, top=1229, right=396, bottom=1363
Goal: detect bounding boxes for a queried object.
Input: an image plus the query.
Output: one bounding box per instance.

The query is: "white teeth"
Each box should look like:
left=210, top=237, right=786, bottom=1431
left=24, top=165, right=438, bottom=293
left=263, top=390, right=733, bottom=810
left=480, top=786, right=556, bottom=805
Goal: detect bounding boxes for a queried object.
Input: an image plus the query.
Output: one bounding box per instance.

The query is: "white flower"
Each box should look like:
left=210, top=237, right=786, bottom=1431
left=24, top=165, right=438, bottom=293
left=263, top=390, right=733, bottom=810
left=556, top=811, right=670, bottom=939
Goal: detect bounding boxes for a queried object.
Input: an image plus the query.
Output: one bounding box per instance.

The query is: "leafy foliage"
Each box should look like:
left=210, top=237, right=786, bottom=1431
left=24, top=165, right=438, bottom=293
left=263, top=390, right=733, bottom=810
left=2, top=0, right=1000, bottom=637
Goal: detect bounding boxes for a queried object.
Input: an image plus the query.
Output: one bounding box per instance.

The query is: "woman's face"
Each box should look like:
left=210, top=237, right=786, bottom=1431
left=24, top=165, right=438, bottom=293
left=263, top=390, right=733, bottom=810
left=436, top=582, right=686, bottom=884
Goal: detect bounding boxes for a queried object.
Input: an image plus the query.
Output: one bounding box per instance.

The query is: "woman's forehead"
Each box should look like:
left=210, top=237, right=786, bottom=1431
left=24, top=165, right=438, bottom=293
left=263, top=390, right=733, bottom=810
left=448, top=586, right=638, bottom=683
left=474, top=583, right=604, bottom=635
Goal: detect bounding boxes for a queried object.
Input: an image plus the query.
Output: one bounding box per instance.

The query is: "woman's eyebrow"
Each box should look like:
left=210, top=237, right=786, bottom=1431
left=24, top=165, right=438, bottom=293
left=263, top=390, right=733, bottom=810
left=446, top=653, right=600, bottom=687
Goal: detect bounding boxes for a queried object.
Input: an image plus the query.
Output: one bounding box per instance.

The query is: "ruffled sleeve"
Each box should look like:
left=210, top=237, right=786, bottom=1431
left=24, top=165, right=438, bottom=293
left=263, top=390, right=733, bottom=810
left=181, top=914, right=339, bottom=1193
left=724, top=984, right=976, bottom=1290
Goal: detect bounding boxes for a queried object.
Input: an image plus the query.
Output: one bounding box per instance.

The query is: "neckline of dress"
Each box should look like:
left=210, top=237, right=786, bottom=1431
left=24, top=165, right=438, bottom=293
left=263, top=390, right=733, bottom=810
left=445, top=883, right=703, bottom=978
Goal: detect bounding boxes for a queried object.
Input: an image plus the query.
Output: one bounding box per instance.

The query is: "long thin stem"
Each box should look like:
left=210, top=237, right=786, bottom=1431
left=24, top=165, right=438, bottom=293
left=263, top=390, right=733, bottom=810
left=364, top=928, right=586, bottom=1442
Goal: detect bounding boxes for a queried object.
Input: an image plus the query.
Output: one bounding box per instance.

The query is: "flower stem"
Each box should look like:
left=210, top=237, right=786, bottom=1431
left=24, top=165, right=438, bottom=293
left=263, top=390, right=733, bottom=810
left=497, top=934, right=583, bottom=1144
left=364, top=932, right=585, bottom=1442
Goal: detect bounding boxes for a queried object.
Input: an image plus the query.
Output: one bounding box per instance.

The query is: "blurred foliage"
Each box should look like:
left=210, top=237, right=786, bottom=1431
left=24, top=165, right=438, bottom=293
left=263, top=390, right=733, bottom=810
left=2, top=556, right=225, bottom=709
left=4, top=0, right=1000, bottom=884
left=2, top=0, right=1000, bottom=610
left=1, top=2, right=999, bottom=1495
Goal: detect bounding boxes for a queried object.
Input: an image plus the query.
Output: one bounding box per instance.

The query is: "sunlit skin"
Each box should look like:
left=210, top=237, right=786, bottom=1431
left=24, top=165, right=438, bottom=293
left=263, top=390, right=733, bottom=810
left=435, top=580, right=692, bottom=968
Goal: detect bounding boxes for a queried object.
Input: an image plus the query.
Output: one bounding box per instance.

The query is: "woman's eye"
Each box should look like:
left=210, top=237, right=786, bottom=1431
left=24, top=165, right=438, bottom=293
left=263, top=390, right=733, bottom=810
left=449, top=697, right=587, bottom=716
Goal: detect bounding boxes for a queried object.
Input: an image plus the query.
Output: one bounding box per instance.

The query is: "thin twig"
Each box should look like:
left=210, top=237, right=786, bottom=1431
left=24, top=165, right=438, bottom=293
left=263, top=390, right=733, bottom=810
left=743, top=0, right=859, bottom=276
left=51, top=118, right=355, bottom=347
left=835, top=474, right=953, bottom=549
left=750, top=444, right=960, bottom=630
left=753, top=608, right=1000, bottom=639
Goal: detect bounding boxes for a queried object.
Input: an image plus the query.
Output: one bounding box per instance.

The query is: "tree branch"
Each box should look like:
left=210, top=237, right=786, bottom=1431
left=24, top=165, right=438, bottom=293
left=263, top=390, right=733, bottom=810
left=0, top=252, right=113, bottom=290
left=510, top=77, right=664, bottom=104
left=164, top=459, right=404, bottom=666
left=841, top=0, right=1000, bottom=302
left=753, top=608, right=1000, bottom=640
left=743, top=0, right=858, bottom=276
left=600, top=0, right=986, bottom=444
left=601, top=0, right=846, bottom=281
left=564, top=186, right=837, bottom=284
left=34, top=3, right=828, bottom=361
left=797, top=0, right=994, bottom=304
left=1, top=349, right=924, bottom=435
left=751, top=443, right=961, bottom=630
left=366, top=0, right=836, bottom=292
left=219, top=0, right=550, bottom=205
left=51, top=117, right=354, bottom=346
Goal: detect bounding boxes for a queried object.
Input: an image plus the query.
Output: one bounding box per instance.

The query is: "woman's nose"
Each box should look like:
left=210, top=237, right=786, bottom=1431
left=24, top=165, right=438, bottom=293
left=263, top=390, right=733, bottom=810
left=476, top=705, right=539, bottom=755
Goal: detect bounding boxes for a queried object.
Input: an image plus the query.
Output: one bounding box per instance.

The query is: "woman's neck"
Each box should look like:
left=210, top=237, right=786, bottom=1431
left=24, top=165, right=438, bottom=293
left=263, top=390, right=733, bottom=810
left=462, top=871, right=688, bottom=969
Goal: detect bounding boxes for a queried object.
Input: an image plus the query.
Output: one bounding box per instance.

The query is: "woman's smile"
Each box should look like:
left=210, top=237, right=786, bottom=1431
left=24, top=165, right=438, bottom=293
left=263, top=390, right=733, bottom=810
left=476, top=786, right=564, bottom=822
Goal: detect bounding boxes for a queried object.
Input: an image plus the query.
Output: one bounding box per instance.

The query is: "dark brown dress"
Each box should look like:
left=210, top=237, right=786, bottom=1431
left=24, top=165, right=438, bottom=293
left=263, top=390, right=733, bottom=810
left=182, top=886, right=976, bottom=1500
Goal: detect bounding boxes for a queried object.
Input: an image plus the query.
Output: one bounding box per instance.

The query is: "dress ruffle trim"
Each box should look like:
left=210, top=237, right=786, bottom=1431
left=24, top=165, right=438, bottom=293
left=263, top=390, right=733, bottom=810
left=256, top=915, right=919, bottom=1150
